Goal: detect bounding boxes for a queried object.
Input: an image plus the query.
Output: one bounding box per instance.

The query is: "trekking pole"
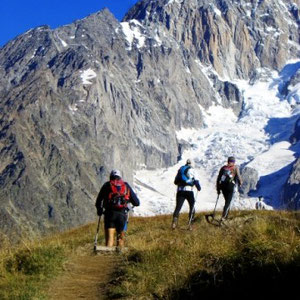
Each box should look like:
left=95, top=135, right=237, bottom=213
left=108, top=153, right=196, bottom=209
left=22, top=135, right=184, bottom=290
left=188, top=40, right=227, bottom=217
left=205, top=193, right=220, bottom=223
left=124, top=204, right=132, bottom=233
left=188, top=190, right=198, bottom=230
left=94, top=215, right=102, bottom=252
left=212, top=194, right=220, bottom=218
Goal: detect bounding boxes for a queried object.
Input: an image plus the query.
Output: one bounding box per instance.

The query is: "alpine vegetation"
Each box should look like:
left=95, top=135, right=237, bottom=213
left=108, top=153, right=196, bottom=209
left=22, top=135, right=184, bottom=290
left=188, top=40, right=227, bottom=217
left=0, top=0, right=299, bottom=240
left=0, top=211, right=299, bottom=299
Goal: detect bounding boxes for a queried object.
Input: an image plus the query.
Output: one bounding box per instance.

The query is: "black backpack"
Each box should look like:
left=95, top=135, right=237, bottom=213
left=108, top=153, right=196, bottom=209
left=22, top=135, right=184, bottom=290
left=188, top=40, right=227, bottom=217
left=219, top=166, right=235, bottom=186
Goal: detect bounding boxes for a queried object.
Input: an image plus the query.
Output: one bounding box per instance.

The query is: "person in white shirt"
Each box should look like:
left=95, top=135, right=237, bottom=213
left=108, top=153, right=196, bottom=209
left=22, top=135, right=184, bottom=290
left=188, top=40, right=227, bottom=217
left=172, top=159, right=201, bottom=229
left=255, top=196, right=266, bottom=210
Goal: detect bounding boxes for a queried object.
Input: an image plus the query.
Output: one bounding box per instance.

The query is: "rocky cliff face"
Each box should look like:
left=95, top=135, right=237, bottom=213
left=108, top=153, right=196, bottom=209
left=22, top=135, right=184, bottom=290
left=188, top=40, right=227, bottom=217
left=282, top=115, right=300, bottom=209
left=283, top=158, right=300, bottom=210
left=125, top=0, right=299, bottom=79
left=0, top=0, right=299, bottom=239
left=290, top=116, right=300, bottom=144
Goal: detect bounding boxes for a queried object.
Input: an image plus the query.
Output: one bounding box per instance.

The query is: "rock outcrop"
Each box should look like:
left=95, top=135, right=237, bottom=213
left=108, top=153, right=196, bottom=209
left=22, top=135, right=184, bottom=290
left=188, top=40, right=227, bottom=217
left=290, top=117, right=300, bottom=144
left=282, top=158, right=300, bottom=210
left=240, top=166, right=259, bottom=196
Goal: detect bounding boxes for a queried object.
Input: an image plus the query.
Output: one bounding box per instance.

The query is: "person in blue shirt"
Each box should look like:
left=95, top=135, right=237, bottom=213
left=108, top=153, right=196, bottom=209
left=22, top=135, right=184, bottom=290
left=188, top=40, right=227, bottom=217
left=172, top=159, right=201, bottom=229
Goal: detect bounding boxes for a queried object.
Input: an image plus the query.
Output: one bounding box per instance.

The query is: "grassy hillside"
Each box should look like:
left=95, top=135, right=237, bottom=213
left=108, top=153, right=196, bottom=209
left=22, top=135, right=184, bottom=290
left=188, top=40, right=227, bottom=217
left=0, top=223, right=96, bottom=299
left=0, top=210, right=299, bottom=299
left=108, top=210, right=300, bottom=299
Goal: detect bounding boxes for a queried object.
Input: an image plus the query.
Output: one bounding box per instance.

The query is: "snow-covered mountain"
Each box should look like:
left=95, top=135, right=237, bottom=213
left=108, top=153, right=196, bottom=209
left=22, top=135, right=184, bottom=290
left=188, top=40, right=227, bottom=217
left=128, top=0, right=300, bottom=215
left=134, top=59, right=300, bottom=216
left=0, top=0, right=299, bottom=239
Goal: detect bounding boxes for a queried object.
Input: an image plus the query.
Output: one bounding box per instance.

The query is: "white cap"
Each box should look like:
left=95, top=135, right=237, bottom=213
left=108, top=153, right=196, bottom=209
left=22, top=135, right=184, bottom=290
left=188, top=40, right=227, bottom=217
left=110, top=169, right=122, bottom=178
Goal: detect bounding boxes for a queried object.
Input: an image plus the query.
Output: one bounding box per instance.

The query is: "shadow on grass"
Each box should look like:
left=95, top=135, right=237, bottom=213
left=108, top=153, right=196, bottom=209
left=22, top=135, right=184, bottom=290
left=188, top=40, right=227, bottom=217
left=169, top=258, right=300, bottom=299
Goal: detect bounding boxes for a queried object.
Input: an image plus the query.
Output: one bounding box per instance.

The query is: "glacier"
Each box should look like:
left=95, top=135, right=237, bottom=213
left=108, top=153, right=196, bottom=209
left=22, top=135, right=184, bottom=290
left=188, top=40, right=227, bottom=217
left=133, top=60, right=300, bottom=217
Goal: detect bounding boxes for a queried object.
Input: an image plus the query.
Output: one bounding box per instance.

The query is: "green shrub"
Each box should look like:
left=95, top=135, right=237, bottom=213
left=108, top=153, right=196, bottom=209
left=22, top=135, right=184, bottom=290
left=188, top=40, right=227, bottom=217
left=5, top=245, right=64, bottom=276
left=0, top=243, right=66, bottom=299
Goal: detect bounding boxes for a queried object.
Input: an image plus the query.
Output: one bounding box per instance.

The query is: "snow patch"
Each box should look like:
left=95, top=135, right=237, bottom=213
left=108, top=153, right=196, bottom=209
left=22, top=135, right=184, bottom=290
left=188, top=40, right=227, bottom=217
left=30, top=48, right=37, bottom=59
left=118, top=20, right=146, bottom=51
left=166, top=0, right=183, bottom=5
left=185, top=66, right=191, bottom=74
left=60, top=39, right=68, bottom=47
left=210, top=4, right=222, bottom=16
left=80, top=69, right=97, bottom=85
left=68, top=104, right=78, bottom=114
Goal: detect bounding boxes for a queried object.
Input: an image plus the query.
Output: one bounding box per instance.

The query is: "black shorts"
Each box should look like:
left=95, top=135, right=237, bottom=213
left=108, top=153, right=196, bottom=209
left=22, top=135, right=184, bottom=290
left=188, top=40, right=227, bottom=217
left=104, top=210, right=127, bottom=233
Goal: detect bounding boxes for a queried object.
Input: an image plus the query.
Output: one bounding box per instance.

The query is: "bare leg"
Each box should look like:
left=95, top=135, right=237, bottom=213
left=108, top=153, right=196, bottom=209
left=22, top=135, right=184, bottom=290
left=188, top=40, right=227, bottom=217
left=117, top=231, right=125, bottom=248
left=106, top=228, right=116, bottom=247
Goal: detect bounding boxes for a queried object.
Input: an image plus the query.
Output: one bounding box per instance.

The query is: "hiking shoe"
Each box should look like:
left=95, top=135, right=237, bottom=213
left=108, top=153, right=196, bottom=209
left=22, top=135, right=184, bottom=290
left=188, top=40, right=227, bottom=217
left=219, top=218, right=227, bottom=226
left=116, top=246, right=123, bottom=254
left=171, top=217, right=178, bottom=230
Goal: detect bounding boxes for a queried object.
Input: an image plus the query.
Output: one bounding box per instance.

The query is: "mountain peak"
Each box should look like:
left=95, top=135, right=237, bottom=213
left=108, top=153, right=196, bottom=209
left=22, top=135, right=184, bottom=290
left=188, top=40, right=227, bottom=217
left=0, top=0, right=299, bottom=239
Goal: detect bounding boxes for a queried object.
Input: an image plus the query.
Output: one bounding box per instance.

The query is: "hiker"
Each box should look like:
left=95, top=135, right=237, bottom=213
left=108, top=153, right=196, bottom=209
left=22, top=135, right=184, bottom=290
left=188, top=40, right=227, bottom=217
left=95, top=169, right=140, bottom=248
left=216, top=156, right=243, bottom=220
left=255, top=196, right=266, bottom=210
left=172, top=159, right=201, bottom=229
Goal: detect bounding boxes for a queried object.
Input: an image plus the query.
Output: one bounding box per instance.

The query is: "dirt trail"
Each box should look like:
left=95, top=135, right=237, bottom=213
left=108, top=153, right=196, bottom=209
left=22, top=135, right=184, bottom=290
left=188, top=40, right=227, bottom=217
left=47, top=245, right=120, bottom=300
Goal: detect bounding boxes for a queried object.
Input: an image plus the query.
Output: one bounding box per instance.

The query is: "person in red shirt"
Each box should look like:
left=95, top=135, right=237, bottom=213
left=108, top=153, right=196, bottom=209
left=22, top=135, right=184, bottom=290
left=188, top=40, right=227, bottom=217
left=95, top=170, right=140, bottom=248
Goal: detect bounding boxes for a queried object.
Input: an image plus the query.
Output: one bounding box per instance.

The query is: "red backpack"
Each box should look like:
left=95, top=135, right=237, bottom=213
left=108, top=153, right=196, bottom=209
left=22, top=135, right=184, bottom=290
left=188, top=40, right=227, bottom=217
left=108, top=179, right=130, bottom=210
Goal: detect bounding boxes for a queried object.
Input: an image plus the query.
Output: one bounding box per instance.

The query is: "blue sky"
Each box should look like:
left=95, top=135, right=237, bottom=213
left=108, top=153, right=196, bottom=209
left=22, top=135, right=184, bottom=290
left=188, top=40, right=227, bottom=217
left=0, top=0, right=139, bottom=47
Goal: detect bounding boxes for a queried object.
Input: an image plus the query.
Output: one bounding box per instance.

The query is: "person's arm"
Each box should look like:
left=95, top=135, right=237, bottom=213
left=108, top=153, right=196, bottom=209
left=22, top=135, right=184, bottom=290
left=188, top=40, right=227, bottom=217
left=216, top=167, right=223, bottom=194
left=194, top=179, right=201, bottom=191
left=95, top=182, right=109, bottom=215
left=190, top=168, right=201, bottom=191
left=126, top=183, right=140, bottom=207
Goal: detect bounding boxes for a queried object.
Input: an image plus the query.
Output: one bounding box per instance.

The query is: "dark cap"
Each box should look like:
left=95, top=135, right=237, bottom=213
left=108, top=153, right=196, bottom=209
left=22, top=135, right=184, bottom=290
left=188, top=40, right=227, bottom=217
left=228, top=156, right=236, bottom=163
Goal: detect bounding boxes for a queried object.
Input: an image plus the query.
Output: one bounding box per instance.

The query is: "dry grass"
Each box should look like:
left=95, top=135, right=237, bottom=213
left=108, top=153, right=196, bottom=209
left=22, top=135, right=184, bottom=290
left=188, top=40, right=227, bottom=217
left=107, top=210, right=300, bottom=299
left=0, top=221, right=100, bottom=300
left=0, top=211, right=299, bottom=299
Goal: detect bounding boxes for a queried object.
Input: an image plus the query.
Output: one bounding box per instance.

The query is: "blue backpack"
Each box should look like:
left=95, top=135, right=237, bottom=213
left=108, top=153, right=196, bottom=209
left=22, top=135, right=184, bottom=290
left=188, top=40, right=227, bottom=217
left=174, top=165, right=191, bottom=186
